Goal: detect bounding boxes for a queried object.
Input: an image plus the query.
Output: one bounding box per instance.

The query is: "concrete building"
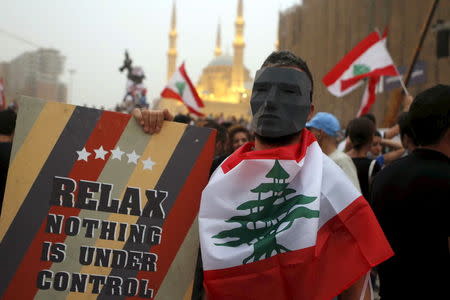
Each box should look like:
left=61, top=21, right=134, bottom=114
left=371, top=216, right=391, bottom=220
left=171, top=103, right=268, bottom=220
left=278, top=0, right=450, bottom=126
left=2, top=48, right=67, bottom=103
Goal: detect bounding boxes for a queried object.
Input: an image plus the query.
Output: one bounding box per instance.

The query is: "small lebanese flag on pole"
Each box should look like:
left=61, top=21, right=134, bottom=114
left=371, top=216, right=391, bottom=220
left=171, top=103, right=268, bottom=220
left=323, top=30, right=399, bottom=97
left=199, top=130, right=393, bottom=300
left=322, top=30, right=400, bottom=116
left=0, top=78, right=7, bottom=110
left=161, top=62, right=205, bottom=116
left=355, top=31, right=402, bottom=116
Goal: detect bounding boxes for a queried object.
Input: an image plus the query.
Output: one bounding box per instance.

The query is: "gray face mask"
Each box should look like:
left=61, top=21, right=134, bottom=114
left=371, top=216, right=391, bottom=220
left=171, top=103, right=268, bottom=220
left=250, top=67, right=312, bottom=138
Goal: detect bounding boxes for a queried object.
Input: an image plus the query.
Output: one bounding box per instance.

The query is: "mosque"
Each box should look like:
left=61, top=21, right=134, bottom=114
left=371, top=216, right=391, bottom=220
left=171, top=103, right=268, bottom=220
left=157, top=0, right=254, bottom=119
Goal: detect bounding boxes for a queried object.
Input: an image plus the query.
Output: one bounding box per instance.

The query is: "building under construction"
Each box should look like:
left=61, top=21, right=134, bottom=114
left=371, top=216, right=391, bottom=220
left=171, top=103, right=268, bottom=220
left=278, top=0, right=450, bottom=126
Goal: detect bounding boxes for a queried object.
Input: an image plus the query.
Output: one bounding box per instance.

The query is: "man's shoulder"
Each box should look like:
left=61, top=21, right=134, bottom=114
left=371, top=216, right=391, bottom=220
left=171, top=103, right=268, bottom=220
left=329, top=149, right=348, bottom=160
left=329, top=150, right=353, bottom=165
left=374, top=155, right=410, bottom=178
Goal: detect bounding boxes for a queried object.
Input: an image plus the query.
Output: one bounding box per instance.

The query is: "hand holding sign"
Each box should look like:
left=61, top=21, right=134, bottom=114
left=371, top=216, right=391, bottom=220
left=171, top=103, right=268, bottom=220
left=132, top=108, right=174, bottom=134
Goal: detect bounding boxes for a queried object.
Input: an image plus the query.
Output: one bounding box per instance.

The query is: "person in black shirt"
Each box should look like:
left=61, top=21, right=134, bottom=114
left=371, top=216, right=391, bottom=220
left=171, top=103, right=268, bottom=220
left=0, top=109, right=17, bottom=212
left=371, top=84, right=450, bottom=300
left=346, top=117, right=380, bottom=201
left=397, top=111, right=417, bottom=154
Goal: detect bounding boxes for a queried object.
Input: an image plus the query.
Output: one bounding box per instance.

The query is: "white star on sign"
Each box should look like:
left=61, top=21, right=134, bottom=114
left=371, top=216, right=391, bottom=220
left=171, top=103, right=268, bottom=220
left=127, top=150, right=140, bottom=164
left=76, top=147, right=91, bottom=162
left=141, top=157, right=156, bottom=170
left=94, top=146, right=108, bottom=160
left=110, top=146, right=124, bottom=160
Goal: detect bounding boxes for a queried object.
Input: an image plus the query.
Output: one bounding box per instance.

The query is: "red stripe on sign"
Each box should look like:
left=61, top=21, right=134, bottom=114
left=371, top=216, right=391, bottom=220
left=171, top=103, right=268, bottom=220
left=221, top=129, right=317, bottom=174
left=2, top=111, right=130, bottom=300
left=322, top=32, right=380, bottom=86
left=204, top=196, right=393, bottom=300
left=127, top=130, right=216, bottom=300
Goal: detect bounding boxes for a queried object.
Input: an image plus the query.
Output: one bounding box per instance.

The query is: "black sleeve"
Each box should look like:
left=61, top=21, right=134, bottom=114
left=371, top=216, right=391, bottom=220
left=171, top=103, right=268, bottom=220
left=372, top=160, right=381, bottom=176
left=209, top=154, right=228, bottom=177
left=191, top=248, right=204, bottom=300
left=193, top=155, right=228, bottom=299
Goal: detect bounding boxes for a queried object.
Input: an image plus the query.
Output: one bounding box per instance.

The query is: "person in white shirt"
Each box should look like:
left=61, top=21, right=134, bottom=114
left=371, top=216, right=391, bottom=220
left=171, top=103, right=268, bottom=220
left=306, top=112, right=361, bottom=192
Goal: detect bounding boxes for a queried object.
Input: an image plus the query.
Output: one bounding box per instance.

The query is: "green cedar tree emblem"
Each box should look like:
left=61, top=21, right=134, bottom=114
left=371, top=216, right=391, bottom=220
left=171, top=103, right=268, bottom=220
left=353, top=64, right=371, bottom=76
left=175, top=81, right=186, bottom=95
left=212, top=160, right=319, bottom=264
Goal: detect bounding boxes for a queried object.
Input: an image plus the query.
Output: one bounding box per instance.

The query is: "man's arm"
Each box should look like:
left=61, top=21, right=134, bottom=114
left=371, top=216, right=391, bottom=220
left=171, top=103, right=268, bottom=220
left=338, top=273, right=372, bottom=300
left=383, top=95, right=413, bottom=139
left=382, top=124, right=399, bottom=140
left=381, top=138, right=405, bottom=164
left=132, top=108, right=174, bottom=134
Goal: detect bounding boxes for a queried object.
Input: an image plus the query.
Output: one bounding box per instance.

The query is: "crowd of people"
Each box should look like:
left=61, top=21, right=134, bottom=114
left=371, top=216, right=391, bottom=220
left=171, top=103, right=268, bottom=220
left=134, top=51, right=448, bottom=300
left=0, top=50, right=448, bottom=300
left=167, top=99, right=413, bottom=202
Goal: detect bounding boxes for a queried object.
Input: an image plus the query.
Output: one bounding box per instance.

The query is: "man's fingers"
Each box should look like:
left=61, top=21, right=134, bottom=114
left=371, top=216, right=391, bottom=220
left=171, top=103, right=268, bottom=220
left=134, top=108, right=173, bottom=134
left=163, top=109, right=174, bottom=121
left=155, top=111, right=163, bottom=133
left=146, top=111, right=155, bottom=134
left=148, top=111, right=166, bottom=134
left=132, top=108, right=144, bottom=125
left=142, top=110, right=151, bottom=133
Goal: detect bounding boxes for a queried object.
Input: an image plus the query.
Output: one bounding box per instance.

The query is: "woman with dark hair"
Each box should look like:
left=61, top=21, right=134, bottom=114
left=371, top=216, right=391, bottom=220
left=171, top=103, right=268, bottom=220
left=227, top=125, right=251, bottom=153
left=346, top=117, right=381, bottom=201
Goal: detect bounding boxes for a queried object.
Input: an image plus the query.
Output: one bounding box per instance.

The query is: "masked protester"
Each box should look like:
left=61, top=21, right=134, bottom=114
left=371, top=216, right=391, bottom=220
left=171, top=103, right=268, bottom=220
left=134, top=51, right=393, bottom=300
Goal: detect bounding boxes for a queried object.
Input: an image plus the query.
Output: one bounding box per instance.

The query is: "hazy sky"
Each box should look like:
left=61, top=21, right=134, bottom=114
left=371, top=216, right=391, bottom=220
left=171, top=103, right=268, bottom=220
left=1, top=0, right=301, bottom=108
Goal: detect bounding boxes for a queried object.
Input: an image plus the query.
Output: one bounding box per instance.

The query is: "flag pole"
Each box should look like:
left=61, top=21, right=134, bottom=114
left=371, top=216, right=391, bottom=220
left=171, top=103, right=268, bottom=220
left=397, top=77, right=410, bottom=96
left=403, top=0, right=440, bottom=87
left=374, top=27, right=410, bottom=96
left=382, top=0, right=440, bottom=127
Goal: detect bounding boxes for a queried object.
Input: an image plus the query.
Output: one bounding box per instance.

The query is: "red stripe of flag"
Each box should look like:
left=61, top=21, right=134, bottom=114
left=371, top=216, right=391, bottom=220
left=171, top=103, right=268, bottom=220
left=340, top=65, right=398, bottom=92
left=204, top=196, right=393, bottom=300
left=1, top=111, right=130, bottom=300
left=160, top=88, right=205, bottom=117
left=221, top=129, right=317, bottom=174
left=179, top=63, right=204, bottom=108
left=161, top=88, right=184, bottom=103
left=357, top=77, right=380, bottom=117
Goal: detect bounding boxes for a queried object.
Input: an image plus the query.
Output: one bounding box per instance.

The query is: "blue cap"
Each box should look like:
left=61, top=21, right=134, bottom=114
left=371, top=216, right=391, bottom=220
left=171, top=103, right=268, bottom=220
left=306, top=112, right=341, bottom=137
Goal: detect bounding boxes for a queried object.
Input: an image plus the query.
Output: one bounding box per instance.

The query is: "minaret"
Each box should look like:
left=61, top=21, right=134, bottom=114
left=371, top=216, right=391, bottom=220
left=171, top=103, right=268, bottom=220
left=214, top=22, right=222, bottom=57
left=167, top=2, right=177, bottom=80
left=275, top=11, right=280, bottom=51
left=232, top=0, right=245, bottom=91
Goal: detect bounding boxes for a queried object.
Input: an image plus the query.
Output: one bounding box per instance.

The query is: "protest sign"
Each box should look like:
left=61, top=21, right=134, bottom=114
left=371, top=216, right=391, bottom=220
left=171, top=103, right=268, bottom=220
left=0, top=97, right=216, bottom=299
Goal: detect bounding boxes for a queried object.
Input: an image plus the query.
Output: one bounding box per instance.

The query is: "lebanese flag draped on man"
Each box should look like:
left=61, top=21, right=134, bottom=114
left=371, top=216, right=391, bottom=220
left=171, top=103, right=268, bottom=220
left=161, top=62, right=205, bottom=116
left=199, top=129, right=393, bottom=300
left=322, top=30, right=399, bottom=116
